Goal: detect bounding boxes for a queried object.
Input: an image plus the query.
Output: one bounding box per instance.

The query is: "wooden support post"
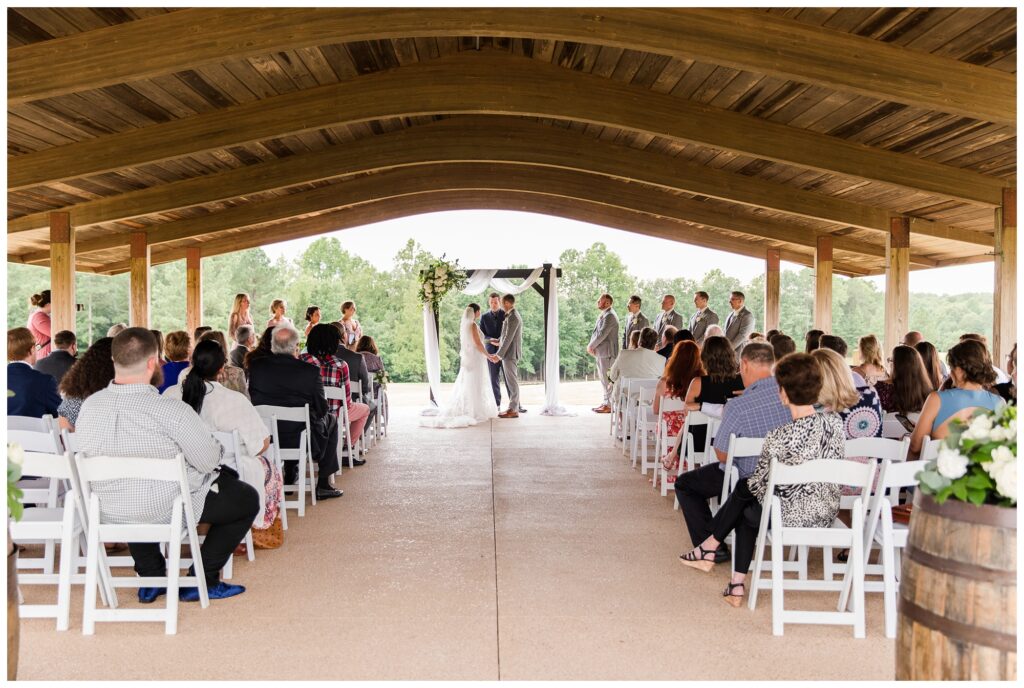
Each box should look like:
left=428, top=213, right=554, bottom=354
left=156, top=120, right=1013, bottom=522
left=186, top=247, right=203, bottom=336
left=884, top=217, right=911, bottom=355
left=49, top=212, right=75, bottom=335
left=129, top=232, right=150, bottom=328
left=994, top=188, right=1016, bottom=366
left=764, top=248, right=781, bottom=333
left=814, top=236, right=833, bottom=332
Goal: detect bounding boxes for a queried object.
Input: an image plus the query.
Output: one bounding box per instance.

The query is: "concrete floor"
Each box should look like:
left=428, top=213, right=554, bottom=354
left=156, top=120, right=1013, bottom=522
left=16, top=397, right=895, bottom=680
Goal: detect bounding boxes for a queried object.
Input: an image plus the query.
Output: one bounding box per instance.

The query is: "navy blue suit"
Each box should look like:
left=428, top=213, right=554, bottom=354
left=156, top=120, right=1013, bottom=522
left=7, top=362, right=61, bottom=419
left=479, top=308, right=510, bottom=407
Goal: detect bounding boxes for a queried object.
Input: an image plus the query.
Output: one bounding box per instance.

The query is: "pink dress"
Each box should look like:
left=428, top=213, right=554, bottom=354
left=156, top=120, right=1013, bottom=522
left=29, top=309, right=52, bottom=358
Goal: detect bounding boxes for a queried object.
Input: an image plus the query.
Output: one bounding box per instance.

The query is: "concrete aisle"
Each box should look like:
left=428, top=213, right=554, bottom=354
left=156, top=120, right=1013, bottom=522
left=17, top=406, right=893, bottom=680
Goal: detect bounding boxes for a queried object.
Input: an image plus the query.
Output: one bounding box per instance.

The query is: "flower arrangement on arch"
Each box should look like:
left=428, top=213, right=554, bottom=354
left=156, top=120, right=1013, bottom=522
left=916, top=404, right=1017, bottom=506
left=418, top=256, right=467, bottom=310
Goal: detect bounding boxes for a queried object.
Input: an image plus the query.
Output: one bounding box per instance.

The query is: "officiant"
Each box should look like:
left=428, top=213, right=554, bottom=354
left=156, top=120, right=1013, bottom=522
left=480, top=292, right=525, bottom=413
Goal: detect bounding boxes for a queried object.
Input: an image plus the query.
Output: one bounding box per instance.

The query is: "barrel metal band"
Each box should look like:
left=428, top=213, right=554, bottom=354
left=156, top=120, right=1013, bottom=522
left=899, top=598, right=1017, bottom=653
left=907, top=544, right=1017, bottom=584
left=915, top=492, right=1018, bottom=528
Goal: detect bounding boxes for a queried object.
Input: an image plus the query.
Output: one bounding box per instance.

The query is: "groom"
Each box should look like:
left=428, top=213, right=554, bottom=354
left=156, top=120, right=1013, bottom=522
left=488, top=294, right=523, bottom=419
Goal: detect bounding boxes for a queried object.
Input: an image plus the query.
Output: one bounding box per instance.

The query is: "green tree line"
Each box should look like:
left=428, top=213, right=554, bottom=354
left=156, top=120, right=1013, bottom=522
left=7, top=240, right=993, bottom=381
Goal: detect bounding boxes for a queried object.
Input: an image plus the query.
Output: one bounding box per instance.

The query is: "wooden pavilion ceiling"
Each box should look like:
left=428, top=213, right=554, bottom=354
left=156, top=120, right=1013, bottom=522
left=5, top=7, right=1016, bottom=277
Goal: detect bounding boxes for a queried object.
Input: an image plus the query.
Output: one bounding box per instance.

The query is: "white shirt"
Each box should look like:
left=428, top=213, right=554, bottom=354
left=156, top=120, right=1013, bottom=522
left=609, top=348, right=666, bottom=382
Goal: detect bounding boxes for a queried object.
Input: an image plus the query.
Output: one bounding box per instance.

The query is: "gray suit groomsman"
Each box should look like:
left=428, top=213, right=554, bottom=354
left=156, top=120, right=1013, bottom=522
left=723, top=290, right=756, bottom=354
left=653, top=294, right=684, bottom=339
left=588, top=293, right=620, bottom=413
left=621, top=295, right=651, bottom=350
left=688, top=290, right=720, bottom=344
left=491, top=294, right=524, bottom=418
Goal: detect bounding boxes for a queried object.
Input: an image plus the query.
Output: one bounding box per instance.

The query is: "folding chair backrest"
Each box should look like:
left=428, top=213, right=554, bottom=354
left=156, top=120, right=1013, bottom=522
left=19, top=450, right=74, bottom=481
left=211, top=430, right=242, bottom=473
left=8, top=428, right=63, bottom=455
left=75, top=454, right=187, bottom=484
left=659, top=396, right=687, bottom=414
left=638, top=385, right=657, bottom=404
left=844, top=437, right=909, bottom=463
left=255, top=404, right=309, bottom=425
left=772, top=458, right=877, bottom=491
left=721, top=435, right=765, bottom=501
left=323, top=387, right=345, bottom=401
left=920, top=437, right=941, bottom=462
left=8, top=414, right=54, bottom=432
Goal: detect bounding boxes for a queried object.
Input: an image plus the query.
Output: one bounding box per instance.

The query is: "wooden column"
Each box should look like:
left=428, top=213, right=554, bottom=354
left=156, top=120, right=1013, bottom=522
left=884, top=217, right=911, bottom=355
left=764, top=248, right=781, bottom=333
left=993, top=188, right=1016, bottom=365
left=49, top=212, right=75, bottom=335
left=186, top=247, right=203, bottom=336
left=814, top=235, right=833, bottom=331
left=129, top=232, right=150, bottom=328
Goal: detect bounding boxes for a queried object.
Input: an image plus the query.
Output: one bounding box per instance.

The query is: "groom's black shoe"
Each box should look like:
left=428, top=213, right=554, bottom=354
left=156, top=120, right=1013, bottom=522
left=518, top=407, right=527, bottom=413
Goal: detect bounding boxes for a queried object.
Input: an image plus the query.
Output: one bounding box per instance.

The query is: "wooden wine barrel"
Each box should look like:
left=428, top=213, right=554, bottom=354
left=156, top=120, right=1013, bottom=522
left=897, top=492, right=1016, bottom=680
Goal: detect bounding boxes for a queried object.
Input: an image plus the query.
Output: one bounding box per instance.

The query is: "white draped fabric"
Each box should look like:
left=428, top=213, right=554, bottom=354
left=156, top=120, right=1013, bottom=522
left=422, top=267, right=567, bottom=414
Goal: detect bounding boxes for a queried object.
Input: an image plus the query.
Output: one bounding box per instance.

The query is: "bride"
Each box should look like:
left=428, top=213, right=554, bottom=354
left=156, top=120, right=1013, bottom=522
left=420, top=304, right=499, bottom=428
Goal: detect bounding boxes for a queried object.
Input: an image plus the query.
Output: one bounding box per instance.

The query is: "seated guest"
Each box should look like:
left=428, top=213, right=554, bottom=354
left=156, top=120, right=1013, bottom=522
left=769, top=334, right=796, bottom=360
left=960, top=333, right=1013, bottom=390
left=106, top=323, right=127, bottom=338
left=243, top=326, right=274, bottom=372
left=304, top=305, right=321, bottom=338
left=7, top=327, right=60, bottom=419
left=159, top=331, right=191, bottom=393
left=674, top=329, right=695, bottom=345
left=193, top=325, right=212, bottom=344
left=703, top=324, right=726, bottom=340
left=813, top=348, right=883, bottom=440
left=627, top=330, right=641, bottom=350
left=75, top=328, right=258, bottom=602
left=902, top=331, right=924, bottom=347
left=181, top=331, right=248, bottom=398
left=680, top=353, right=844, bottom=608
left=817, top=334, right=869, bottom=386
left=805, top=328, right=824, bottom=353
left=248, top=325, right=343, bottom=498
left=331, top=322, right=377, bottom=428
left=150, top=329, right=165, bottom=363
left=165, top=340, right=280, bottom=534
left=675, top=343, right=788, bottom=563
left=873, top=346, right=933, bottom=416
left=231, top=325, right=254, bottom=369
left=910, top=339, right=1003, bottom=457
left=58, top=337, right=115, bottom=431
left=765, top=329, right=782, bottom=342
left=301, top=324, right=371, bottom=459
left=656, top=325, right=679, bottom=359
left=355, top=335, right=385, bottom=374
left=610, top=327, right=665, bottom=382
left=915, top=340, right=946, bottom=389
left=654, top=341, right=703, bottom=480
left=34, top=330, right=78, bottom=384
left=851, top=334, right=888, bottom=385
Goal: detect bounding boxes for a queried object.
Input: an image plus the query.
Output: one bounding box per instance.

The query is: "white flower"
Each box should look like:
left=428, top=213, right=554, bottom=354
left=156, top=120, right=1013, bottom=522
left=8, top=443, right=24, bottom=467
left=935, top=445, right=970, bottom=480
left=988, top=425, right=1009, bottom=442
left=962, top=413, right=994, bottom=441
left=990, top=459, right=1017, bottom=501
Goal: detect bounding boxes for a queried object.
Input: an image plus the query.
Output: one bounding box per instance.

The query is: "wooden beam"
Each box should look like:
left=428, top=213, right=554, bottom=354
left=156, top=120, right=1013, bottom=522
left=993, top=188, right=1016, bottom=365
left=7, top=117, right=988, bottom=250
left=764, top=248, right=781, bottom=334
left=49, top=212, right=75, bottom=335
left=128, top=232, right=150, bottom=328
left=98, top=190, right=871, bottom=277
left=8, top=52, right=1005, bottom=206
left=9, top=8, right=1014, bottom=125
left=884, top=217, right=911, bottom=355
left=814, top=236, right=833, bottom=332
left=186, top=247, right=202, bottom=337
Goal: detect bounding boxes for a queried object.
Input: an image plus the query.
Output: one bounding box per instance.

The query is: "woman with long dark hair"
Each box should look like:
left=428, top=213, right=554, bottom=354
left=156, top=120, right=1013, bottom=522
left=874, top=345, right=934, bottom=416
left=914, top=340, right=946, bottom=390
left=58, top=337, right=115, bottom=431
left=164, top=340, right=280, bottom=533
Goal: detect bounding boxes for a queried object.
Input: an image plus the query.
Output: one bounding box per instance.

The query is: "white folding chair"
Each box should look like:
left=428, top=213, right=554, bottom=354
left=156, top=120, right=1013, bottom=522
left=608, top=376, right=623, bottom=438
left=255, top=416, right=289, bottom=532
left=324, top=387, right=354, bottom=471
left=648, top=396, right=686, bottom=481
left=75, top=453, right=210, bottom=635
left=630, top=381, right=660, bottom=469
left=622, top=378, right=656, bottom=457
left=9, top=428, right=66, bottom=574
left=671, top=415, right=721, bottom=508
left=351, top=381, right=371, bottom=453
left=210, top=430, right=256, bottom=570
left=748, top=458, right=877, bottom=638
left=376, top=383, right=388, bottom=438
left=920, top=436, right=941, bottom=462
left=254, top=404, right=315, bottom=517
left=8, top=414, right=56, bottom=432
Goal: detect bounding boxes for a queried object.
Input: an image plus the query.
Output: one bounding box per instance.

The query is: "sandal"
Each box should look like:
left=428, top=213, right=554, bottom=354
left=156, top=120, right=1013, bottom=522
left=679, top=545, right=718, bottom=572
left=723, top=581, right=745, bottom=608
left=837, top=549, right=850, bottom=563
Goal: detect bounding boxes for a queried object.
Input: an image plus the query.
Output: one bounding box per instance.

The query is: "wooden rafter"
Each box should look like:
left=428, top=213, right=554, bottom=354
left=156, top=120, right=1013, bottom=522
left=6, top=117, right=992, bottom=249
left=8, top=52, right=1006, bottom=206
left=8, top=8, right=1014, bottom=125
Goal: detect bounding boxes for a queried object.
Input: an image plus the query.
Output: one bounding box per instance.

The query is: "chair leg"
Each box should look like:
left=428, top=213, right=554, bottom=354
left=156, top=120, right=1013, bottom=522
left=55, top=531, right=73, bottom=631
left=771, top=531, right=785, bottom=636
left=245, top=530, right=255, bottom=562
left=167, top=504, right=183, bottom=635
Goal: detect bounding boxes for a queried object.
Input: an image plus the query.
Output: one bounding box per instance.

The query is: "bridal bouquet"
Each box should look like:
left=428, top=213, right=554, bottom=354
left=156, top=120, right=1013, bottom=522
left=419, top=256, right=467, bottom=309
left=916, top=404, right=1017, bottom=506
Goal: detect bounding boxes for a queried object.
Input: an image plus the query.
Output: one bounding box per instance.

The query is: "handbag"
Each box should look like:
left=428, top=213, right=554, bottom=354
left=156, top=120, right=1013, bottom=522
left=251, top=515, right=284, bottom=549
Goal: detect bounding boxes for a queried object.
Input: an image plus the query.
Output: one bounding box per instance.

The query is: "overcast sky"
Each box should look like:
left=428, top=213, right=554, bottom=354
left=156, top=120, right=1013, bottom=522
left=260, top=210, right=993, bottom=296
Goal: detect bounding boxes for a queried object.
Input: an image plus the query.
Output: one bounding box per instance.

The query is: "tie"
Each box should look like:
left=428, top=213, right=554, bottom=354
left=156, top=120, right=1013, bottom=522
left=727, top=313, right=734, bottom=330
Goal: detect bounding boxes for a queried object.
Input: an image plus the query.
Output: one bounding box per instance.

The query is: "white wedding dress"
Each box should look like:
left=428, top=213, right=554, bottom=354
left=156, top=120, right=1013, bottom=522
left=420, top=307, right=500, bottom=428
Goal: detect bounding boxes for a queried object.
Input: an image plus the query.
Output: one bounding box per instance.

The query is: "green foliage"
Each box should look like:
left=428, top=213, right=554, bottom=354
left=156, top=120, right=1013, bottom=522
left=8, top=441, right=25, bottom=521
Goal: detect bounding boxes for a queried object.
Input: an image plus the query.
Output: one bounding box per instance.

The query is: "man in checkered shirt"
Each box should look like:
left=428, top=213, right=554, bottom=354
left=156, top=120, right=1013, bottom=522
left=76, top=328, right=259, bottom=603
left=674, top=342, right=790, bottom=563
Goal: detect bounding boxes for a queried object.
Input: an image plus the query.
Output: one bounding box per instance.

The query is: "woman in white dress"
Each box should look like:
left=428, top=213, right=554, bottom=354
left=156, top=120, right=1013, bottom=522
left=421, top=304, right=499, bottom=428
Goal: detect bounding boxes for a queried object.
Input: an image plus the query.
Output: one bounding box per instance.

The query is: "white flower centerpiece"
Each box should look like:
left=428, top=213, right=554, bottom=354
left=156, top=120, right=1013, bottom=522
left=419, top=256, right=468, bottom=310
left=917, top=404, right=1017, bottom=506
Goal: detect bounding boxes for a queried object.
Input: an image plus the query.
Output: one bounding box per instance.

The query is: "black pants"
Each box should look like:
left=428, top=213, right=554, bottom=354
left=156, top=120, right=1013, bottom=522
left=709, top=478, right=763, bottom=575
left=129, top=469, right=260, bottom=586
left=675, top=462, right=726, bottom=548
left=486, top=349, right=512, bottom=407
left=283, top=414, right=340, bottom=485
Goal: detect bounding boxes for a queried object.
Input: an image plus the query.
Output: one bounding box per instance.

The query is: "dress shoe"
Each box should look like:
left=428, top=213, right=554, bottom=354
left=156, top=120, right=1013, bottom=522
left=518, top=407, right=528, bottom=413
left=316, top=486, right=344, bottom=499
left=497, top=409, right=519, bottom=418
left=179, top=581, right=246, bottom=602
left=593, top=405, right=612, bottom=414
left=138, top=586, right=167, bottom=604
left=348, top=457, right=366, bottom=467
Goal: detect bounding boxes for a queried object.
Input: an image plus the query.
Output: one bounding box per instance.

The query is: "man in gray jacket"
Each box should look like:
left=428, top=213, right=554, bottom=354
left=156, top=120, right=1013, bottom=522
left=688, top=291, right=719, bottom=345
left=588, top=293, right=620, bottom=413
left=723, top=291, right=755, bottom=354
left=621, top=295, right=650, bottom=351
left=653, top=294, right=684, bottom=340
left=489, top=294, right=523, bottom=418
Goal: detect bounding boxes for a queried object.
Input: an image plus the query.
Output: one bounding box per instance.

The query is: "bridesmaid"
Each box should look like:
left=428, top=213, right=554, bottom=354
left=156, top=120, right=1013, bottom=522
left=304, top=305, right=321, bottom=337
left=266, top=299, right=294, bottom=330
left=339, top=301, right=363, bottom=350
left=228, top=293, right=254, bottom=341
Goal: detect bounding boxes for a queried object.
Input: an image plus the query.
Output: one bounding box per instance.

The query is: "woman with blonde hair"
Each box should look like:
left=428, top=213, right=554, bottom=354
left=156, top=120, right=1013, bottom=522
left=852, top=334, right=888, bottom=384
left=339, top=301, right=362, bottom=349
left=228, top=292, right=254, bottom=341
left=266, top=298, right=293, bottom=330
